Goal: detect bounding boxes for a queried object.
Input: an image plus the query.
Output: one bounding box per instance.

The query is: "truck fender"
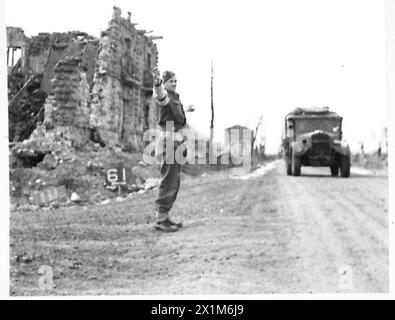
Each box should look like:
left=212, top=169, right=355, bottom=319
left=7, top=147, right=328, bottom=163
left=332, top=142, right=350, bottom=156
left=291, top=140, right=310, bottom=157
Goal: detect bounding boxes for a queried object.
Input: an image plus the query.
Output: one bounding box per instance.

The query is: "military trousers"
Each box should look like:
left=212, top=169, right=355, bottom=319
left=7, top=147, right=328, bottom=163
left=155, top=132, right=185, bottom=221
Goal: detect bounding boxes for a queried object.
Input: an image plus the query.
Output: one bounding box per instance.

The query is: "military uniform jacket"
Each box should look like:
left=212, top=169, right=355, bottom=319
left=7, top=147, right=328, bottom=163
left=154, top=82, right=186, bottom=132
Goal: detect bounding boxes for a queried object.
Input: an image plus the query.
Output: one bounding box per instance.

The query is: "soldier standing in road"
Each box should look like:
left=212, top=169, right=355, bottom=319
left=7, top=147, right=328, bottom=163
left=152, top=68, right=194, bottom=232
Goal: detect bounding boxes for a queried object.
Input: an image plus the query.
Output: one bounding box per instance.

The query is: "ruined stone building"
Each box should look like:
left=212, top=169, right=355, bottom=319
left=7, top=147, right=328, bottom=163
left=7, top=7, right=160, bottom=151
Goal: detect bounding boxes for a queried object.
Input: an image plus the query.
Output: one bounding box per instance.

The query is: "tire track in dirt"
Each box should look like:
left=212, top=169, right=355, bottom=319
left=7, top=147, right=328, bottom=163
left=326, top=189, right=388, bottom=247
left=333, top=180, right=388, bottom=229
left=275, top=163, right=388, bottom=292
left=318, top=188, right=388, bottom=292
left=275, top=168, right=349, bottom=292
left=298, top=178, right=387, bottom=292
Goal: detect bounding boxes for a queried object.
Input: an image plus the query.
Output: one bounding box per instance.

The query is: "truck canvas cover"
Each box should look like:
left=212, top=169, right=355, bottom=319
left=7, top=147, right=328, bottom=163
left=286, top=107, right=341, bottom=119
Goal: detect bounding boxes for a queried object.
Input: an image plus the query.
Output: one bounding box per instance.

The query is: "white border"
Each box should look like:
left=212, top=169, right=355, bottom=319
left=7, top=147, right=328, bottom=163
left=0, top=0, right=10, bottom=300
left=386, top=0, right=395, bottom=299
left=3, top=0, right=395, bottom=300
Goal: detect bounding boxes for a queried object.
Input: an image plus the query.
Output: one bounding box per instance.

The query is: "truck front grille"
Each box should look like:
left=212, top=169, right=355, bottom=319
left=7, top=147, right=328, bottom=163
left=311, top=133, right=330, bottom=156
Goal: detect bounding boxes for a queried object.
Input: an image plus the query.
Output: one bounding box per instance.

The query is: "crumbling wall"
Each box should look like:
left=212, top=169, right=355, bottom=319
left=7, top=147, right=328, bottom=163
left=6, top=27, right=28, bottom=74
left=7, top=30, right=99, bottom=93
left=81, top=39, right=100, bottom=89
left=90, top=7, right=159, bottom=150
left=27, top=33, right=62, bottom=76
left=41, top=57, right=91, bottom=146
left=7, top=27, right=26, bottom=47
left=141, top=36, right=159, bottom=131
left=8, top=30, right=99, bottom=143
left=39, top=34, right=69, bottom=93
left=89, top=9, right=124, bottom=147
left=38, top=32, right=98, bottom=93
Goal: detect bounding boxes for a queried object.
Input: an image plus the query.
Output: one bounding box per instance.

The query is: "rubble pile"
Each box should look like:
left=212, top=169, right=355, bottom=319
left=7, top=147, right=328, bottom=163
left=10, top=140, right=162, bottom=210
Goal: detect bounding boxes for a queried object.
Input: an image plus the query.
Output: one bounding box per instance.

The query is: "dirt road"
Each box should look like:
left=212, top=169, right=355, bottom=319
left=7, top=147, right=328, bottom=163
left=10, top=160, right=389, bottom=295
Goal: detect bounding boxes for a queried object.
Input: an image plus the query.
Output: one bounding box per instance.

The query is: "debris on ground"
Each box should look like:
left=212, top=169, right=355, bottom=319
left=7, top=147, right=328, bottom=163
left=70, top=192, right=81, bottom=202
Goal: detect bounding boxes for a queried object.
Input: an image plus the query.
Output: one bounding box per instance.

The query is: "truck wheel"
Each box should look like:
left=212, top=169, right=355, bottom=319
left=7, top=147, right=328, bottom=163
left=292, top=154, right=301, bottom=176
left=286, top=161, right=292, bottom=175
left=330, top=165, right=339, bottom=176
left=340, top=155, right=350, bottom=177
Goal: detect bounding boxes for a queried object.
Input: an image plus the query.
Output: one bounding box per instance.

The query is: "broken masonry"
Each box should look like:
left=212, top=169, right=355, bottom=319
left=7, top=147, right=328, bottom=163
left=8, top=6, right=162, bottom=163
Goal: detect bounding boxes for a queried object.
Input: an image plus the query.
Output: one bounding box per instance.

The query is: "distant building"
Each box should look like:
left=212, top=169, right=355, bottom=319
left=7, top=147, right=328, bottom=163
left=381, top=127, right=388, bottom=155
left=224, top=125, right=254, bottom=157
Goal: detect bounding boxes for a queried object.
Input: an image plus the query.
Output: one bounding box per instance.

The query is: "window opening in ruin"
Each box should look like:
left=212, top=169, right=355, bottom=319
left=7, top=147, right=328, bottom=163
left=7, top=47, right=22, bottom=67
left=131, top=63, right=136, bottom=79
left=147, top=53, right=151, bottom=69
left=125, top=37, right=131, bottom=52
left=144, top=104, right=149, bottom=131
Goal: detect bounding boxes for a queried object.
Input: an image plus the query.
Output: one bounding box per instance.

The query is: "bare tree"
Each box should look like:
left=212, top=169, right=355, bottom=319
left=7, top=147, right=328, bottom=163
left=251, top=115, right=263, bottom=156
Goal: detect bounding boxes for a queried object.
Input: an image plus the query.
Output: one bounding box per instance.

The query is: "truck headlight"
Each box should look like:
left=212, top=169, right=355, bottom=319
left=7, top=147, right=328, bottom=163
left=294, top=142, right=303, bottom=153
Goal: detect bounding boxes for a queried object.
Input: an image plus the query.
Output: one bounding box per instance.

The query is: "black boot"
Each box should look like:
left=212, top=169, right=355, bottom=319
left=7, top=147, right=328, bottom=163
left=154, top=219, right=178, bottom=232
left=164, top=217, right=183, bottom=229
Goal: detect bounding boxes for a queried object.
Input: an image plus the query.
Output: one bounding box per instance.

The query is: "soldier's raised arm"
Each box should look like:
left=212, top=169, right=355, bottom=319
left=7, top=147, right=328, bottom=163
left=152, top=67, right=169, bottom=106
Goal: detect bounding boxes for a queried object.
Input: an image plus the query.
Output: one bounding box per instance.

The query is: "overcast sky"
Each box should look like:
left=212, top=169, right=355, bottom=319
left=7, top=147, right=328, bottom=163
left=3, top=0, right=388, bottom=153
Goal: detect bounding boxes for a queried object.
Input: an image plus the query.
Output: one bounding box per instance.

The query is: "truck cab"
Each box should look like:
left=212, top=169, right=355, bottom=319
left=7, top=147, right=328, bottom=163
left=282, top=107, right=350, bottom=177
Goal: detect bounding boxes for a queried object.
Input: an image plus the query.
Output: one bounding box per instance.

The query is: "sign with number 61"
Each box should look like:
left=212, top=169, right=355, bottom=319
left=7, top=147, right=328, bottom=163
left=106, top=166, right=128, bottom=186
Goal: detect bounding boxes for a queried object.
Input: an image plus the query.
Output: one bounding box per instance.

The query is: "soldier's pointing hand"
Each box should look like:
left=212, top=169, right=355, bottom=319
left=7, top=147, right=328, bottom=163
left=151, top=67, right=161, bottom=85
left=186, top=105, right=195, bottom=112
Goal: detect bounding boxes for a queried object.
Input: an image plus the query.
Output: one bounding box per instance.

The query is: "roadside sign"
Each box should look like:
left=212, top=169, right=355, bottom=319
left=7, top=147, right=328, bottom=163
left=105, top=166, right=130, bottom=186
left=105, top=166, right=132, bottom=196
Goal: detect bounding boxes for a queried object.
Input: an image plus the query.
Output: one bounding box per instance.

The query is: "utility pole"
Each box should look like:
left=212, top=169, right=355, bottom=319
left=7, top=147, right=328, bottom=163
left=210, top=60, right=214, bottom=144
left=209, top=60, right=215, bottom=163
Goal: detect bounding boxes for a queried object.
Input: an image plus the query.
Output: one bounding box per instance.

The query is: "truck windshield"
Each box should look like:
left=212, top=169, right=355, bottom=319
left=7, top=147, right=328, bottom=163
left=294, top=118, right=341, bottom=135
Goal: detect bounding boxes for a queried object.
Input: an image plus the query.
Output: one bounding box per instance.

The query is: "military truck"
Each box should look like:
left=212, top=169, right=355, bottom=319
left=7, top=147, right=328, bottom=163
left=282, top=107, right=350, bottom=177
